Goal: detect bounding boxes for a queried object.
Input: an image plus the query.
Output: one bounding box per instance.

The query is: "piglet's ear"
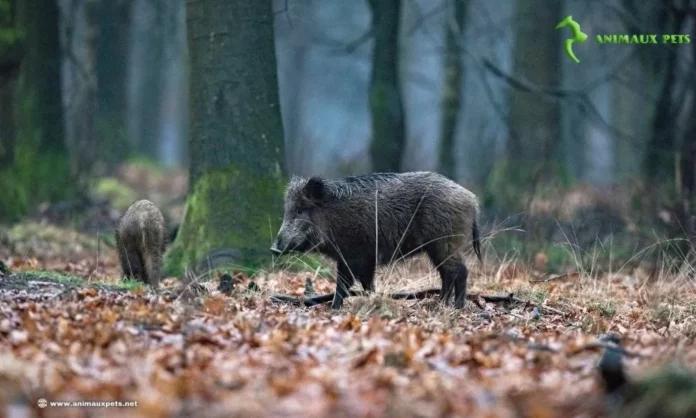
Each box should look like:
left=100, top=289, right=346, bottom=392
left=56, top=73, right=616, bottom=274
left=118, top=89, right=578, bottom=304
left=304, top=176, right=325, bottom=202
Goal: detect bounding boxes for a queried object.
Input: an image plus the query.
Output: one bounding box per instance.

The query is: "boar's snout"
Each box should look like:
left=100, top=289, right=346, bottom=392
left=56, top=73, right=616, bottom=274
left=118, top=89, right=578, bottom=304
left=270, top=238, right=283, bottom=255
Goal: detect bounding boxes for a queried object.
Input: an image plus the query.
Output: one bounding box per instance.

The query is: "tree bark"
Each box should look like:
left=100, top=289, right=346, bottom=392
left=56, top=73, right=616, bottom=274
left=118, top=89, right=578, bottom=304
left=164, top=0, right=286, bottom=276
left=368, top=0, right=405, bottom=172
left=644, top=4, right=686, bottom=183
left=0, top=0, right=74, bottom=221
left=0, top=0, right=21, bottom=168
left=439, top=0, right=467, bottom=179
left=58, top=0, right=101, bottom=185
left=504, top=0, right=562, bottom=210
left=96, top=0, right=132, bottom=167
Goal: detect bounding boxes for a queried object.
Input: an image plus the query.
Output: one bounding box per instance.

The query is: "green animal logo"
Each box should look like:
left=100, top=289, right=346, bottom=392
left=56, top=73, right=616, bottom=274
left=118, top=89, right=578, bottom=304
left=555, top=15, right=588, bottom=64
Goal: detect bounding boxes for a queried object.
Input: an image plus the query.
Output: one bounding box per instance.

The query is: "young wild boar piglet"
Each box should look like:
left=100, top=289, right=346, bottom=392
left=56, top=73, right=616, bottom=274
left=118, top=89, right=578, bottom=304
left=115, top=199, right=167, bottom=288
left=270, top=172, right=481, bottom=309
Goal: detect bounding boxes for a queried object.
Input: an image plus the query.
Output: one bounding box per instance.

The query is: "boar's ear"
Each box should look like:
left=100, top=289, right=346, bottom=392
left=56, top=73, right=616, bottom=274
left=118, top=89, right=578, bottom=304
left=304, top=176, right=325, bottom=202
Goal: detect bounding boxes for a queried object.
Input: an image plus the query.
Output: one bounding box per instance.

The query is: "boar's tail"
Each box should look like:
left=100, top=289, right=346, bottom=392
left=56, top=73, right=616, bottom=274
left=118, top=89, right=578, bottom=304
left=472, top=220, right=482, bottom=263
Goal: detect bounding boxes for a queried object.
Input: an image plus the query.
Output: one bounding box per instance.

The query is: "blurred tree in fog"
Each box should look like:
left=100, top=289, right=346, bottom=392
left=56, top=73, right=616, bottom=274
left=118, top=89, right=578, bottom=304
left=439, top=0, right=467, bottom=179
left=368, top=0, right=405, bottom=172
left=0, top=0, right=74, bottom=221
left=58, top=0, right=100, bottom=185
left=504, top=0, right=563, bottom=209
left=164, top=0, right=286, bottom=275
left=96, top=0, right=131, bottom=166
left=127, top=0, right=188, bottom=167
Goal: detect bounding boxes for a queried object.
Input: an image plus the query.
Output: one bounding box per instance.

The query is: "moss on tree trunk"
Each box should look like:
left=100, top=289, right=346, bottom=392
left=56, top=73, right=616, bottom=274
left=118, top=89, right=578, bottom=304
left=0, top=0, right=74, bottom=221
left=164, top=0, right=285, bottom=276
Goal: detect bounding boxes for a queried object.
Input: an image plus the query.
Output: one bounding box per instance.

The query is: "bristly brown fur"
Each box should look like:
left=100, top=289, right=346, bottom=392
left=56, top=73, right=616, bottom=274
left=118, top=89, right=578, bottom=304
left=272, top=171, right=481, bottom=310
left=115, top=199, right=167, bottom=288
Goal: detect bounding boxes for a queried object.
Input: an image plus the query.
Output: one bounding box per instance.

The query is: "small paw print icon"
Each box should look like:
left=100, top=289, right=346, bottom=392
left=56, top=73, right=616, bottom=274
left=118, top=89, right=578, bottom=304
left=37, top=398, right=47, bottom=408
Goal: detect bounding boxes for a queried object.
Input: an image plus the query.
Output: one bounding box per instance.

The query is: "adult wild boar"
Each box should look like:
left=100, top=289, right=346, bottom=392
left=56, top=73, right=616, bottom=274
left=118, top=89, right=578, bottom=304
left=270, top=172, right=481, bottom=309
left=115, top=199, right=167, bottom=288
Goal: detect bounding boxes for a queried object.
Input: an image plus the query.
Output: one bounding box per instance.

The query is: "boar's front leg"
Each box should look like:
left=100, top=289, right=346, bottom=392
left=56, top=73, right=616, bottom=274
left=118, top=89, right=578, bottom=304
left=331, top=259, right=376, bottom=309
left=331, top=261, right=355, bottom=310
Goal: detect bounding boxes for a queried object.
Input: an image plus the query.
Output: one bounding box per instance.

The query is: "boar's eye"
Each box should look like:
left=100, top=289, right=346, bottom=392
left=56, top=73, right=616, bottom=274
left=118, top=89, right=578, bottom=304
left=296, top=207, right=307, bottom=215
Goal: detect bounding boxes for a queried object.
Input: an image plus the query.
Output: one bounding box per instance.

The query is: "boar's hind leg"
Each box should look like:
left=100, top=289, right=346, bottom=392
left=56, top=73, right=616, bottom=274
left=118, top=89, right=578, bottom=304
left=144, top=251, right=162, bottom=290
left=427, top=245, right=468, bottom=308
left=331, top=261, right=359, bottom=310
left=451, top=262, right=469, bottom=309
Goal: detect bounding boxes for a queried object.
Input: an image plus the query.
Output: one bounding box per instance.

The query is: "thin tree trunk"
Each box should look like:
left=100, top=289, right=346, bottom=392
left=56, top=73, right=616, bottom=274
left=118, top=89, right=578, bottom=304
left=165, top=0, right=286, bottom=275
left=368, top=0, right=405, bottom=172
left=439, top=0, right=467, bottom=179
left=505, top=0, right=562, bottom=210
left=96, top=0, right=132, bottom=168
left=58, top=0, right=101, bottom=185
left=127, top=0, right=165, bottom=161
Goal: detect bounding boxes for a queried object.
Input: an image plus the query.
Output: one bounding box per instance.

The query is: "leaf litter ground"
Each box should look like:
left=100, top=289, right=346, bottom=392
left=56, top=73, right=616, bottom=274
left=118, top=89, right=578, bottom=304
left=1, top=224, right=695, bottom=417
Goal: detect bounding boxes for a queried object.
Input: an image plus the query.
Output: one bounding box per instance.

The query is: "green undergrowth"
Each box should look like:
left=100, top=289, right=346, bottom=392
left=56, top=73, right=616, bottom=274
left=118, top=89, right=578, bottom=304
left=16, top=269, right=146, bottom=292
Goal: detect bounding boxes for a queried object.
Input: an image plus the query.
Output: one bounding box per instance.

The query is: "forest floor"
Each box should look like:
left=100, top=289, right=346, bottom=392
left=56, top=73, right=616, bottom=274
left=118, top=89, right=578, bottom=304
left=1, top=163, right=695, bottom=417
left=1, top=229, right=695, bottom=418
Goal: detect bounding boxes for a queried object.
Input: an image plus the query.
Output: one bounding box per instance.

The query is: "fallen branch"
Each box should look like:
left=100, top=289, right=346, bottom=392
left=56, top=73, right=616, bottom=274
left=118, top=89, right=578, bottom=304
left=530, top=272, right=580, bottom=284
left=269, top=288, right=526, bottom=307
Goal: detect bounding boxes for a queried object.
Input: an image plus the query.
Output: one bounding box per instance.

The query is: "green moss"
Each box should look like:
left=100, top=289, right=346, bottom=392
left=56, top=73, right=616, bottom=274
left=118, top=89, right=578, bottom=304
left=164, top=167, right=285, bottom=277
left=22, top=269, right=85, bottom=286
left=0, top=73, right=75, bottom=222
left=0, top=0, right=22, bottom=55
left=118, top=279, right=145, bottom=291
left=274, top=253, right=334, bottom=278
left=92, top=177, right=137, bottom=211
left=589, top=300, right=616, bottom=318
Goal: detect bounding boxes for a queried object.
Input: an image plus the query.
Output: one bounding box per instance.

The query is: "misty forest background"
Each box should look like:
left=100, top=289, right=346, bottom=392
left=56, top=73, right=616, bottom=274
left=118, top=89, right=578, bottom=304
left=1, top=0, right=696, bottom=277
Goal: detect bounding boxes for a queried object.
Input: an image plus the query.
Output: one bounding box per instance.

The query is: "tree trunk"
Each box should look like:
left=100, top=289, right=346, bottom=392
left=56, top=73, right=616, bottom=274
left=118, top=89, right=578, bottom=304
left=439, top=0, right=467, bottom=179
left=96, top=0, right=132, bottom=168
left=164, top=0, right=286, bottom=275
left=58, top=0, right=101, bottom=185
left=644, top=4, right=686, bottom=183
left=505, top=0, right=562, bottom=209
left=368, top=0, right=405, bottom=172
left=156, top=0, right=187, bottom=167
left=126, top=0, right=165, bottom=161
left=0, top=0, right=74, bottom=221
left=0, top=0, right=22, bottom=168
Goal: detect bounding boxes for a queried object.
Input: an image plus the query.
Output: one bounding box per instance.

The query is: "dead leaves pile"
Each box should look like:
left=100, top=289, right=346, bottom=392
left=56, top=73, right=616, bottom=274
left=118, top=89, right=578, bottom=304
left=1, top=269, right=695, bottom=418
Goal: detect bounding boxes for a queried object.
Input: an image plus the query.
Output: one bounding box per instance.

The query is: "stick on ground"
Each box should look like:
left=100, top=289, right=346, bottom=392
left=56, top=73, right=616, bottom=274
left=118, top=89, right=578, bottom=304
left=269, top=288, right=526, bottom=307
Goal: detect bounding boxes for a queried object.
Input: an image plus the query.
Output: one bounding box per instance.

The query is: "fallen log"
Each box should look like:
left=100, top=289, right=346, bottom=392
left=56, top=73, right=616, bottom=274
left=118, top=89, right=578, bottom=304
left=269, top=288, right=526, bottom=307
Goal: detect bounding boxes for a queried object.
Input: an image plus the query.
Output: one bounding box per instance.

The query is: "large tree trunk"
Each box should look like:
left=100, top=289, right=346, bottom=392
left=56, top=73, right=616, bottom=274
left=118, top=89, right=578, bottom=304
left=0, top=0, right=74, bottom=221
left=438, top=0, right=467, bottom=179
left=164, top=0, right=286, bottom=275
left=368, top=0, right=405, bottom=172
